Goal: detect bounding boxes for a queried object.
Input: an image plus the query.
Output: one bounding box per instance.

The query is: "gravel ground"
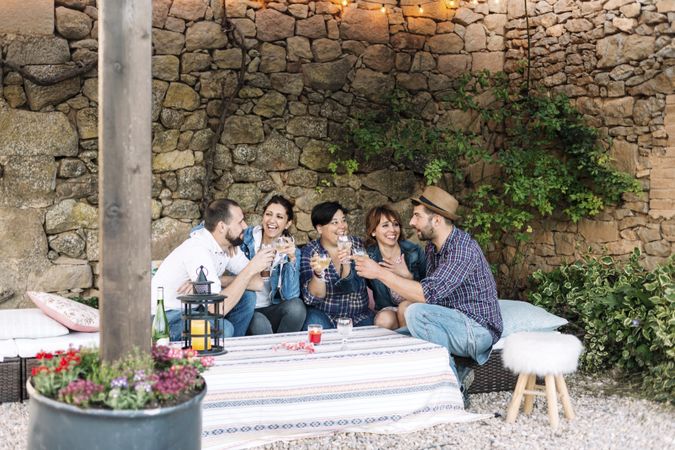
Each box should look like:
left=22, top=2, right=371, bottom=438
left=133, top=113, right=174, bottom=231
left=2, top=374, right=673, bottom=450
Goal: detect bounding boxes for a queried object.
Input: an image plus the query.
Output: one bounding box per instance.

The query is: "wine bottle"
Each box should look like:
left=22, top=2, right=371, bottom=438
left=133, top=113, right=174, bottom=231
left=152, top=287, right=170, bottom=346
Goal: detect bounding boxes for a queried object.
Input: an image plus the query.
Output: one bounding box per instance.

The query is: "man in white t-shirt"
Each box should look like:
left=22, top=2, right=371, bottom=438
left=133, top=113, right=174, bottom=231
left=151, top=199, right=275, bottom=340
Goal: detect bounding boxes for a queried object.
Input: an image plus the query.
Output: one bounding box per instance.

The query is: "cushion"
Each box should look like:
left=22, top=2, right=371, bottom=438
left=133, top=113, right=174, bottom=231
left=27, top=291, right=99, bottom=332
left=502, top=332, right=582, bottom=375
left=15, top=332, right=100, bottom=358
left=499, top=299, right=568, bottom=337
left=0, top=309, right=69, bottom=340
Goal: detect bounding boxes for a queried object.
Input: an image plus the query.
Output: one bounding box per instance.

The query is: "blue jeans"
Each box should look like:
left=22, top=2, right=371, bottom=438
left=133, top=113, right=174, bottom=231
left=405, top=304, right=493, bottom=382
left=164, top=291, right=256, bottom=341
left=302, top=307, right=374, bottom=330
left=248, top=297, right=307, bottom=335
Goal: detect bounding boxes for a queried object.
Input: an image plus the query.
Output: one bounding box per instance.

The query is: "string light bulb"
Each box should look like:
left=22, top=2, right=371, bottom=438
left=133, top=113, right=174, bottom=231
left=418, top=4, right=424, bottom=13
left=380, top=4, right=386, bottom=12
left=471, top=0, right=478, bottom=4
left=342, top=0, right=348, bottom=5
left=446, top=0, right=456, bottom=7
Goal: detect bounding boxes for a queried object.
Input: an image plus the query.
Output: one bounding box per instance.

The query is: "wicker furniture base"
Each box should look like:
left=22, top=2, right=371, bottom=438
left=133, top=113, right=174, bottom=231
left=22, top=358, right=40, bottom=401
left=0, top=358, right=21, bottom=403
left=457, top=349, right=517, bottom=394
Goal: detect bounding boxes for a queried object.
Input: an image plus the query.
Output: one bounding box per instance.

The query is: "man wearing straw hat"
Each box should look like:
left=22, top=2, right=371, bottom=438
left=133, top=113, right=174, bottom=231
left=355, top=186, right=503, bottom=400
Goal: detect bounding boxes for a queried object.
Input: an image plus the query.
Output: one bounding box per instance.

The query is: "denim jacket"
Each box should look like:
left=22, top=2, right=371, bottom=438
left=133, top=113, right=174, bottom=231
left=366, top=239, right=427, bottom=310
left=240, top=226, right=301, bottom=303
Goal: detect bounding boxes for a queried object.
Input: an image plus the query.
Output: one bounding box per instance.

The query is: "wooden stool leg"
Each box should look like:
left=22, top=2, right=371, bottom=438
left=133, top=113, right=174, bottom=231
left=555, top=374, right=575, bottom=420
left=523, top=374, right=537, bottom=414
left=544, top=374, right=559, bottom=429
left=506, top=373, right=529, bottom=423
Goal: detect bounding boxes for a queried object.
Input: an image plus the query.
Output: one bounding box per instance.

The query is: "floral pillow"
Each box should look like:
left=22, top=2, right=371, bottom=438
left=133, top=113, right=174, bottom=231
left=27, top=291, right=99, bottom=332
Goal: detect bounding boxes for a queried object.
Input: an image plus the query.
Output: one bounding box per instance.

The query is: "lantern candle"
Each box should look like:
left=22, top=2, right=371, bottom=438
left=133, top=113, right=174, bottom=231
left=191, top=320, right=212, bottom=351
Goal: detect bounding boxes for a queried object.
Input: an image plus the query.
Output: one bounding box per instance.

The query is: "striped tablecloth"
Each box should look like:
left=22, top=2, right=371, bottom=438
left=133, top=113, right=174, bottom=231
left=202, top=326, right=491, bottom=449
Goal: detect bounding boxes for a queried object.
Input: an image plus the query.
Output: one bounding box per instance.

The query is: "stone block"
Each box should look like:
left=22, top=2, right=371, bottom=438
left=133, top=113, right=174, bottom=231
left=221, top=115, right=265, bottom=144
left=271, top=73, right=305, bottom=95
left=578, top=219, right=619, bottom=243
left=352, top=69, right=394, bottom=103
left=427, top=33, right=463, bottom=54
left=287, top=36, right=313, bottom=61
left=250, top=131, right=300, bottom=171
left=312, top=39, right=342, bottom=62
left=407, top=17, right=436, bottom=35
left=253, top=91, right=287, bottom=118
left=163, top=82, right=201, bottom=111
left=55, top=6, right=92, bottom=39
left=472, top=52, right=504, bottom=73
left=437, top=54, right=471, bottom=78
left=0, top=109, right=77, bottom=157
left=24, top=77, right=81, bottom=111
left=362, top=170, right=417, bottom=201
left=153, top=29, right=185, bottom=55
left=169, top=0, right=207, bottom=21
left=362, top=45, right=395, bottom=72
left=609, top=139, right=638, bottom=175
left=46, top=199, right=98, bottom=233
left=340, top=8, right=389, bottom=44
left=297, top=14, right=327, bottom=39
left=256, top=8, right=295, bottom=41
left=465, top=23, right=487, bottom=52
left=287, top=116, right=328, bottom=138
left=152, top=55, right=180, bottom=81
left=186, top=21, right=228, bottom=50
left=35, top=263, right=92, bottom=292
left=597, top=34, right=655, bottom=68
left=151, top=217, right=192, bottom=260
left=152, top=150, right=195, bottom=172
left=302, top=58, right=354, bottom=91
left=76, top=107, right=97, bottom=140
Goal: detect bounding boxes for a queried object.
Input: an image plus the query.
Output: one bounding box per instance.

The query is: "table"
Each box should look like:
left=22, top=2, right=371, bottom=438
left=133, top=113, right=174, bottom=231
left=201, top=326, right=490, bottom=449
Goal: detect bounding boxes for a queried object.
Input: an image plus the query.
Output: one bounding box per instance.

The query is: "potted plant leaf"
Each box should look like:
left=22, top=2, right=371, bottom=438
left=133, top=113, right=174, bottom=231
left=26, top=345, right=214, bottom=450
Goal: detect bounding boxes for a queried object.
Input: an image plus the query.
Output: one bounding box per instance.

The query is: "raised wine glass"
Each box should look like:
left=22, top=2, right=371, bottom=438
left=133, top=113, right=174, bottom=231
left=337, top=235, right=352, bottom=263
left=336, top=317, right=353, bottom=350
left=313, top=251, right=331, bottom=281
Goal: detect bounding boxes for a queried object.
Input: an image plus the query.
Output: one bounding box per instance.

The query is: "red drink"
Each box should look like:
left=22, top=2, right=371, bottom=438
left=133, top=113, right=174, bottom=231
left=308, top=324, right=322, bottom=344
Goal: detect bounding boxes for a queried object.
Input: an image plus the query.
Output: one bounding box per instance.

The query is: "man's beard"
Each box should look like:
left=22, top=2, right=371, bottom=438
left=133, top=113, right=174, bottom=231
left=226, top=231, right=244, bottom=247
left=416, top=224, right=434, bottom=241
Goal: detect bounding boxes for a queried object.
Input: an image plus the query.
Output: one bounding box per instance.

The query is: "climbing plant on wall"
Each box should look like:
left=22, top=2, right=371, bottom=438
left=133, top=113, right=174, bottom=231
left=330, top=71, right=641, bottom=248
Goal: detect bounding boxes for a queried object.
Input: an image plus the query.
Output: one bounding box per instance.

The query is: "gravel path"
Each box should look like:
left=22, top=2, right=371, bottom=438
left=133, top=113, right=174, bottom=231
left=2, top=374, right=673, bottom=450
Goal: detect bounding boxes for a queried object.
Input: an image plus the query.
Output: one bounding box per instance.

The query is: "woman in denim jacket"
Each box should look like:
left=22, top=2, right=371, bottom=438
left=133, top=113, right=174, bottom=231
left=365, top=205, right=426, bottom=330
left=240, top=196, right=306, bottom=335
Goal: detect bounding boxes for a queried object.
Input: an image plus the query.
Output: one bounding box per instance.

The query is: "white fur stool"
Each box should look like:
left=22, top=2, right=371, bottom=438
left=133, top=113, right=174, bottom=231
left=502, top=332, right=583, bottom=429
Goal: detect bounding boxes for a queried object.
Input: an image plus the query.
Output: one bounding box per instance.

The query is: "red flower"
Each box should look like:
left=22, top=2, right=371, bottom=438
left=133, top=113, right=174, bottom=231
left=36, top=351, right=46, bottom=360
left=60, top=358, right=69, bottom=367
left=44, top=353, right=53, bottom=360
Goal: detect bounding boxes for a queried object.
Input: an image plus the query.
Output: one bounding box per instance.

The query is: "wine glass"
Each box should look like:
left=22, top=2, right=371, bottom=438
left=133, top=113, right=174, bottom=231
left=337, top=235, right=352, bottom=263
left=274, top=236, right=288, bottom=253
left=336, top=317, right=353, bottom=350
left=260, top=243, right=274, bottom=277
left=352, top=247, right=367, bottom=258
left=314, top=251, right=331, bottom=281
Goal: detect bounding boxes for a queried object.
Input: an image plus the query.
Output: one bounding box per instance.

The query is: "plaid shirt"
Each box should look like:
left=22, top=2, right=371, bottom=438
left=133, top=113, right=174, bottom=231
left=300, top=237, right=370, bottom=326
left=422, top=227, right=503, bottom=343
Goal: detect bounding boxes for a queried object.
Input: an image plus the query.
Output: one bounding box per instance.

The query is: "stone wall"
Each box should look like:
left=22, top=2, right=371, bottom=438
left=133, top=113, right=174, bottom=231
left=0, top=0, right=672, bottom=307
left=498, top=0, right=674, bottom=286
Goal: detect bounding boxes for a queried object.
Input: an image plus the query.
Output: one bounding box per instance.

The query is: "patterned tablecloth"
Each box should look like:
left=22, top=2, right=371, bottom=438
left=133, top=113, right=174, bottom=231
left=201, top=326, right=490, bottom=449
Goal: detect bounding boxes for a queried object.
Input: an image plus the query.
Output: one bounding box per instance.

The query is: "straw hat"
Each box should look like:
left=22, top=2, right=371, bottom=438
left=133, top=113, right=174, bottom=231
left=411, top=186, right=461, bottom=221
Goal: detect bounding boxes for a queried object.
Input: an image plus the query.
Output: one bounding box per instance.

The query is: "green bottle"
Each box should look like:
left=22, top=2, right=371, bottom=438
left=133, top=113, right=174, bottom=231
left=152, top=287, right=170, bottom=346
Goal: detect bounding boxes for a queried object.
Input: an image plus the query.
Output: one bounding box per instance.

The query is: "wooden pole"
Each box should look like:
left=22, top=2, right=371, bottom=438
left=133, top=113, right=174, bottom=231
left=98, top=0, right=152, bottom=362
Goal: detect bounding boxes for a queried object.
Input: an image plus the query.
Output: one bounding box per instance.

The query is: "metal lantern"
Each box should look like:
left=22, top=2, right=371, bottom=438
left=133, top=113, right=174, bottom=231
left=177, top=266, right=227, bottom=356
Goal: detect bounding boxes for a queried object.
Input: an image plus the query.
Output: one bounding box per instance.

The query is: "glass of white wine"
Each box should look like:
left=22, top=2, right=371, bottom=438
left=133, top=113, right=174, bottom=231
left=314, top=251, right=331, bottom=281
left=336, top=317, right=353, bottom=350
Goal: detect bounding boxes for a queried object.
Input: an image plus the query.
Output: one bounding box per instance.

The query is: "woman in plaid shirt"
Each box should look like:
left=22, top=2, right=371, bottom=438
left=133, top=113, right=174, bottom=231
left=300, top=202, right=374, bottom=329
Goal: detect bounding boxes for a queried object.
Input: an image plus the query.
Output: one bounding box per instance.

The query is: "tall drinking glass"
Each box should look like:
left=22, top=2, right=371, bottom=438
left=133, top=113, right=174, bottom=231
left=336, top=317, right=353, bottom=350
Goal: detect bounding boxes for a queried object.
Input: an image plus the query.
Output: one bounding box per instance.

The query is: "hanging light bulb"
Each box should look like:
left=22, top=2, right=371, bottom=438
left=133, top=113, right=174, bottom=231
left=418, top=4, right=424, bottom=13
left=380, top=4, right=386, bottom=12
left=446, top=0, right=456, bottom=7
left=342, top=0, right=348, bottom=5
left=470, top=0, right=478, bottom=4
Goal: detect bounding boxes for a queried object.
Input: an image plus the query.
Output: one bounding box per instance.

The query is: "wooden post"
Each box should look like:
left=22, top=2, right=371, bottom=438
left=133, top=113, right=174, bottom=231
left=98, top=0, right=153, bottom=362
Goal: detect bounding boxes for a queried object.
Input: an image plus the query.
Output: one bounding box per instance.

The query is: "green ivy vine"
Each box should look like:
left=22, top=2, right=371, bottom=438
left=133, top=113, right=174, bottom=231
left=330, top=71, right=641, bottom=248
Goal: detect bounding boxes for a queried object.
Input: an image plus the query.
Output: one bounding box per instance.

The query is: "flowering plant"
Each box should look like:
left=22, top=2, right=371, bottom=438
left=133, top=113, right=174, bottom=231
left=30, top=346, right=214, bottom=409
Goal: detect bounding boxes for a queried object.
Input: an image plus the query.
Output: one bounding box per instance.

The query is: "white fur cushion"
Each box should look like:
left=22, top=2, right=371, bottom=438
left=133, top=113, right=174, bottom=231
left=502, top=332, right=583, bottom=376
